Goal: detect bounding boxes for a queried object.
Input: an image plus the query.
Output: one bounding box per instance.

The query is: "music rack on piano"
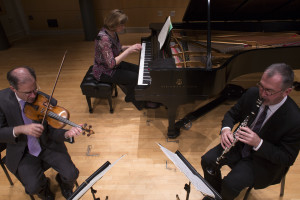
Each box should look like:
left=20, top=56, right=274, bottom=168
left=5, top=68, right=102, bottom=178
left=135, top=0, right=300, bottom=138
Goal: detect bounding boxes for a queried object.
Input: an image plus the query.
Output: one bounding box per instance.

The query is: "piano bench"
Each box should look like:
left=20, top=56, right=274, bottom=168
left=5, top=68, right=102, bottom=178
left=80, top=66, right=118, bottom=113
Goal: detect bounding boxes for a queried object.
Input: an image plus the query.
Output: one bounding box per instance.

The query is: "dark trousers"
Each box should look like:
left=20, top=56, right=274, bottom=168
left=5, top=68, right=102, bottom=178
left=16, top=148, right=79, bottom=196
left=100, top=61, right=139, bottom=102
left=201, top=144, right=254, bottom=200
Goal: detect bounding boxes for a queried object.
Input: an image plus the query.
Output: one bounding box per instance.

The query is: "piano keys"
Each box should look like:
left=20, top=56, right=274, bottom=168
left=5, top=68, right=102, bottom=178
left=138, top=39, right=152, bottom=86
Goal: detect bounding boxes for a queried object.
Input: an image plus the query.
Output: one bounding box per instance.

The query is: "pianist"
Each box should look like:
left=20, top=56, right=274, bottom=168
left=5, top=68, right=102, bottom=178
left=201, top=63, right=300, bottom=200
left=92, top=9, right=157, bottom=110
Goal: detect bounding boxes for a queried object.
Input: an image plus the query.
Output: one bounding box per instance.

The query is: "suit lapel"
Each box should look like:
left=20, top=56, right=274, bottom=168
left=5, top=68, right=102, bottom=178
left=8, top=90, right=24, bottom=125
left=6, top=90, right=28, bottom=143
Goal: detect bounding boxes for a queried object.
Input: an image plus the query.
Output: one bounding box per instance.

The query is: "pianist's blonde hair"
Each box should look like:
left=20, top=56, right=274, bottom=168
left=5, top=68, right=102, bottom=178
left=104, top=9, right=128, bottom=31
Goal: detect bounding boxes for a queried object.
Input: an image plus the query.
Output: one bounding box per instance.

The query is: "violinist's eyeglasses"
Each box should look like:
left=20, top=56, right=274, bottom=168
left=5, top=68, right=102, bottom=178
left=256, top=82, right=282, bottom=96
left=17, top=85, right=40, bottom=96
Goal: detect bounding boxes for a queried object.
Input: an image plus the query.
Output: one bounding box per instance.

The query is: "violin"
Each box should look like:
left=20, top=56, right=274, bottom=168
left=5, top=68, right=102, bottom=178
left=24, top=92, right=94, bottom=136
left=23, top=51, right=94, bottom=137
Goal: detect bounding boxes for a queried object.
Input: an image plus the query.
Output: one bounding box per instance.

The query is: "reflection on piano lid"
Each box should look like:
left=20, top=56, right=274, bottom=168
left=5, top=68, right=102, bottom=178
left=168, top=30, right=300, bottom=68
left=183, top=0, right=300, bottom=22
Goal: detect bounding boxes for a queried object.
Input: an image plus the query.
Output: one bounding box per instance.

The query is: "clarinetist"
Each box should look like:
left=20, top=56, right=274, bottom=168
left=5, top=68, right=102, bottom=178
left=201, top=63, right=300, bottom=200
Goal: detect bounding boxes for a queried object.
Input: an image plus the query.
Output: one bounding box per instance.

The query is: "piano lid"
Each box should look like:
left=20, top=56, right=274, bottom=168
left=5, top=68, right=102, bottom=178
left=183, top=0, right=300, bottom=22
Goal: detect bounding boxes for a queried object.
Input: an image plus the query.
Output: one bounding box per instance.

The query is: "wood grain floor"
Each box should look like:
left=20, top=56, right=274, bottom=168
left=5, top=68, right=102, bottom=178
left=0, top=33, right=299, bottom=200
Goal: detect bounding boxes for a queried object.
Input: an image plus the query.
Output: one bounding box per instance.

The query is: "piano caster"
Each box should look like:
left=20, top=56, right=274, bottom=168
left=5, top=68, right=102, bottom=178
left=183, top=121, right=192, bottom=130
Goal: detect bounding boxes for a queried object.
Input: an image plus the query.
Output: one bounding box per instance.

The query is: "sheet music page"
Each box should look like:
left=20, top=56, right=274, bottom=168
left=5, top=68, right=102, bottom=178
left=157, top=143, right=215, bottom=198
left=158, top=16, right=173, bottom=49
left=94, top=154, right=126, bottom=182
left=71, top=155, right=126, bottom=200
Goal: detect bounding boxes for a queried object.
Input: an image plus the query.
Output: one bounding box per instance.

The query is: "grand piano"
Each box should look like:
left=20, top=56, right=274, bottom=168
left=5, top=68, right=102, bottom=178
left=135, top=0, right=300, bottom=138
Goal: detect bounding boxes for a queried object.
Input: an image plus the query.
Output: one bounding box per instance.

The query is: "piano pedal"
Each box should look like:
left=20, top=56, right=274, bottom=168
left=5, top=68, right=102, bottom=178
left=166, top=138, right=179, bottom=143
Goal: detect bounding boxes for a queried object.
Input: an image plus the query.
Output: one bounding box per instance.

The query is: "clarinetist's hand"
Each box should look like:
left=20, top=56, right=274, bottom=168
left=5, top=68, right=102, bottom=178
left=236, top=126, right=261, bottom=148
left=220, top=128, right=234, bottom=149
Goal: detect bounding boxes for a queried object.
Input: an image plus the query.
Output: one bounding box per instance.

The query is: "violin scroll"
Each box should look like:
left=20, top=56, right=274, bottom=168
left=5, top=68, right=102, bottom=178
left=81, top=123, right=94, bottom=137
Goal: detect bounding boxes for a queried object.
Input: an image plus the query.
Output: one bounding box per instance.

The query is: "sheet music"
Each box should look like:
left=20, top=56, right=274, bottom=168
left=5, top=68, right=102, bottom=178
left=71, top=155, right=126, bottom=200
left=157, top=143, right=215, bottom=198
left=158, top=16, right=173, bottom=49
left=90, top=154, right=126, bottom=185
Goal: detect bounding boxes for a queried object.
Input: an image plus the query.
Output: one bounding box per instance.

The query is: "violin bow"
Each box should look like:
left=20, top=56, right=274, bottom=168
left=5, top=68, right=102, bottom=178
left=41, top=50, right=67, bottom=125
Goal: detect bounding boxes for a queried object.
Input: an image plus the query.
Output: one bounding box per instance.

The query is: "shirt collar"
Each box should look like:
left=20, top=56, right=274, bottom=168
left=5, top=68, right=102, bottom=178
left=15, top=92, right=23, bottom=102
left=14, top=93, right=24, bottom=109
left=267, top=96, right=287, bottom=114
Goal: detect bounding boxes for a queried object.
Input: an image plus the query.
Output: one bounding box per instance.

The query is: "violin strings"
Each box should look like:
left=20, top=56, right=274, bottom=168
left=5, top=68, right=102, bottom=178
left=47, top=111, right=81, bottom=129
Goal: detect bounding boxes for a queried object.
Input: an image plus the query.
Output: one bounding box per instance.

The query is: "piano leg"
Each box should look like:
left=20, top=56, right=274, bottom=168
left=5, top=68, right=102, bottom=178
left=167, top=104, right=180, bottom=139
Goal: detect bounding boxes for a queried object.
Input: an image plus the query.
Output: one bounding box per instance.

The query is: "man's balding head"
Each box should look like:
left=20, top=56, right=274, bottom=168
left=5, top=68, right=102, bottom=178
left=7, top=66, right=36, bottom=90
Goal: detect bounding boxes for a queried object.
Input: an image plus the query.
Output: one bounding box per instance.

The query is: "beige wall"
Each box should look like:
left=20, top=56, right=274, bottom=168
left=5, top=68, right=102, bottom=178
left=21, top=0, right=190, bottom=32
left=21, top=0, right=82, bottom=31
left=94, top=0, right=190, bottom=28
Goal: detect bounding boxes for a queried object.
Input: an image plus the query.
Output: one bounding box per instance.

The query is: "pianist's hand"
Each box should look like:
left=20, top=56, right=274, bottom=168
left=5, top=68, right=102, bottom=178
left=116, top=43, right=142, bottom=65
left=127, top=43, right=142, bottom=53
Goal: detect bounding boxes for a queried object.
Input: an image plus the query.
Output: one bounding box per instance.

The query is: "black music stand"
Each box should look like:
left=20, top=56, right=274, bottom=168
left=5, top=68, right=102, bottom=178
left=67, top=155, right=126, bottom=200
left=157, top=143, right=222, bottom=200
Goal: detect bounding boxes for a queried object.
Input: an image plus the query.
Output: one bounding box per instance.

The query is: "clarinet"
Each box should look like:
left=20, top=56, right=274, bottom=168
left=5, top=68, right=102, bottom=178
left=206, top=98, right=263, bottom=176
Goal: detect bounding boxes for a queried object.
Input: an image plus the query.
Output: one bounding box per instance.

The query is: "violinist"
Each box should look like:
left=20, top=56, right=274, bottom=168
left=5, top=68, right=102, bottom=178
left=0, top=66, right=81, bottom=200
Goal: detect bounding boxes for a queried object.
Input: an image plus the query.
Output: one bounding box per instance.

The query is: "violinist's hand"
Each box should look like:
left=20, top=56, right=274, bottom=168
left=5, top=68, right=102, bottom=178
left=14, top=124, right=44, bottom=138
left=236, top=126, right=261, bottom=148
left=64, top=126, right=82, bottom=139
left=220, top=128, right=234, bottom=149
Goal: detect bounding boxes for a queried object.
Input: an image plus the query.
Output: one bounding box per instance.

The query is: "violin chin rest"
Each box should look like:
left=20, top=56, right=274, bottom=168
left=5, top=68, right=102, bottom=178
left=38, top=91, right=58, bottom=106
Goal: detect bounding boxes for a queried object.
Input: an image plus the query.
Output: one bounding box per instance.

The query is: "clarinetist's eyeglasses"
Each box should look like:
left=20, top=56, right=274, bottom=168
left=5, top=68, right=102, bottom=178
left=257, top=82, right=282, bottom=96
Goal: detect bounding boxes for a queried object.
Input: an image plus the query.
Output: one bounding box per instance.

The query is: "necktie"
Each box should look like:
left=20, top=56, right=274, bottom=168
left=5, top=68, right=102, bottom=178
left=242, top=105, right=269, bottom=157
left=19, top=100, right=42, bottom=157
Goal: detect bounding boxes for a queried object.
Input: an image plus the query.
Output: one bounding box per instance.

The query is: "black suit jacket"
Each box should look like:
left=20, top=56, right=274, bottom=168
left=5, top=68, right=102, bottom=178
left=0, top=88, right=71, bottom=174
left=222, top=87, right=300, bottom=189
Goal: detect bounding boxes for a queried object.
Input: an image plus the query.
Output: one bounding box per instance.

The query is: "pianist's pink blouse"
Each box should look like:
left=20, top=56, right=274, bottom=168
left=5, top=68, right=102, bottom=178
left=92, top=28, right=122, bottom=81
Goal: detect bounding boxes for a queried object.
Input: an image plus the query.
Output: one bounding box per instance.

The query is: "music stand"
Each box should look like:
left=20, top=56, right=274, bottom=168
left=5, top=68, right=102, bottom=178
left=157, top=143, right=222, bottom=200
left=67, top=155, right=126, bottom=200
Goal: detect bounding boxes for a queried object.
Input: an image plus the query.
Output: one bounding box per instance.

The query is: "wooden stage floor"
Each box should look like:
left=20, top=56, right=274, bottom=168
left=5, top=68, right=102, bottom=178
left=0, top=33, right=299, bottom=200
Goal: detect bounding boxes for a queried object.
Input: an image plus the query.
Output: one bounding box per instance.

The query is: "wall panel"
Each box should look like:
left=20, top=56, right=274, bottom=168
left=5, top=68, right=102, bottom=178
left=21, top=0, right=190, bottom=32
